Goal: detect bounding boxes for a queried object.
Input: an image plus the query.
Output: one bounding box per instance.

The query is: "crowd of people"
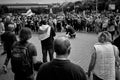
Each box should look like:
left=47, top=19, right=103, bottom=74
left=0, top=10, right=120, bottom=80
left=1, top=11, right=120, bottom=35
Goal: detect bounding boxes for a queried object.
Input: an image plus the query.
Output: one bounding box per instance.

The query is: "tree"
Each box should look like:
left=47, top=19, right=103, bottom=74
left=0, top=5, right=9, bottom=15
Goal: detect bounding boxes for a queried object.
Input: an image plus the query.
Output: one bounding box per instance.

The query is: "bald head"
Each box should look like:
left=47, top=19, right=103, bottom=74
left=54, top=37, right=71, bottom=55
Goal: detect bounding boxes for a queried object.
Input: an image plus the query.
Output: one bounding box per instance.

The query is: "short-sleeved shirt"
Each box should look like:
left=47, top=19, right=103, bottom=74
left=12, top=41, right=37, bottom=75
left=13, top=41, right=37, bottom=62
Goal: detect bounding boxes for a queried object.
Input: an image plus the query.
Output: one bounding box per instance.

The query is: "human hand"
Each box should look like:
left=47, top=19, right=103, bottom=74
left=2, top=65, right=8, bottom=73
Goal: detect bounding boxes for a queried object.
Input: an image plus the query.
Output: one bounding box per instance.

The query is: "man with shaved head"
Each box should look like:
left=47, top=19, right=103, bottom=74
left=36, top=37, right=87, bottom=80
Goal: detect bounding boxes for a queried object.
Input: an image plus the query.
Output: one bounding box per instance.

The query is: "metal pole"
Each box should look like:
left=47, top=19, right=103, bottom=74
left=96, top=0, right=98, bottom=13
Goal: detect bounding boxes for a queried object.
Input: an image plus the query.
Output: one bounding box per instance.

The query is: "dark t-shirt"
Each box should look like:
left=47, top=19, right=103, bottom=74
left=14, top=41, right=37, bottom=63
left=1, top=31, right=17, bottom=51
left=36, top=59, right=87, bottom=80
left=12, top=41, right=37, bottom=76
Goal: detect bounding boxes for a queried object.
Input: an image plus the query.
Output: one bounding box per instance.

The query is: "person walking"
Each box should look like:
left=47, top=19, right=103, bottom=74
left=1, top=24, right=17, bottom=72
left=36, top=37, right=87, bottom=80
left=88, top=31, right=120, bottom=80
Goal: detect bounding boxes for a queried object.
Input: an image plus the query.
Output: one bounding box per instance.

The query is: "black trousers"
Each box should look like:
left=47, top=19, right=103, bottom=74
left=42, top=47, right=54, bottom=63
left=14, top=74, right=34, bottom=80
left=93, top=74, right=103, bottom=80
left=4, top=50, right=11, bottom=66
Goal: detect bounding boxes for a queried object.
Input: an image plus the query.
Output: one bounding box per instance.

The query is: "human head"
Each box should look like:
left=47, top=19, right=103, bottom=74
left=54, top=37, right=71, bottom=56
left=40, top=20, right=47, bottom=25
left=98, top=31, right=112, bottom=43
left=7, top=24, right=15, bottom=31
left=5, top=16, right=11, bottom=22
left=19, top=27, right=32, bottom=41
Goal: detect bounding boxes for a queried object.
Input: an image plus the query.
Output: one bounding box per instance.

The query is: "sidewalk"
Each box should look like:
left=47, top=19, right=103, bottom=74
left=0, top=32, right=97, bottom=80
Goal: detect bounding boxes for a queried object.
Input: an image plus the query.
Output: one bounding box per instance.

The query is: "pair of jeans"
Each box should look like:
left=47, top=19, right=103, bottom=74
left=42, top=47, right=54, bottom=63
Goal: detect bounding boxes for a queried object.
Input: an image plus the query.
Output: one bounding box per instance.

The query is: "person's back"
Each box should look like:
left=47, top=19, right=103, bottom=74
left=11, top=27, right=38, bottom=80
left=36, top=37, right=87, bottom=80
left=36, top=59, right=86, bottom=80
left=1, top=31, right=16, bottom=50
left=39, top=20, right=56, bottom=62
left=93, top=42, right=115, bottom=80
left=88, top=31, right=117, bottom=80
left=40, top=24, right=56, bottom=48
left=1, top=24, right=17, bottom=73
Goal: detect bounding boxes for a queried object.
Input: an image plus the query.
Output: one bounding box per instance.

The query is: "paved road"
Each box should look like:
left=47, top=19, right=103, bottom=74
left=0, top=32, right=97, bottom=80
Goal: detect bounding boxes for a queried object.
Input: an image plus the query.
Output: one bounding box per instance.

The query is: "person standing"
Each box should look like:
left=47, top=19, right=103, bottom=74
left=36, top=37, right=87, bottom=80
left=38, top=20, right=56, bottom=63
left=88, top=31, right=120, bottom=80
left=11, top=27, right=38, bottom=80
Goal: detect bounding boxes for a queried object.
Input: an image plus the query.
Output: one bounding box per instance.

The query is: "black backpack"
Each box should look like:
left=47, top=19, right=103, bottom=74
left=11, top=42, right=33, bottom=75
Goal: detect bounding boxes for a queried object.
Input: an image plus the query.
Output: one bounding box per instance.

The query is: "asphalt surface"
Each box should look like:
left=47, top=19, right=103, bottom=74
left=0, top=32, right=97, bottom=80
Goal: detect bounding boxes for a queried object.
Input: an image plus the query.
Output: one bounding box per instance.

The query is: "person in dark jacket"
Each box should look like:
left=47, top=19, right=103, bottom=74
left=36, top=37, right=87, bottom=80
left=1, top=23, right=17, bottom=72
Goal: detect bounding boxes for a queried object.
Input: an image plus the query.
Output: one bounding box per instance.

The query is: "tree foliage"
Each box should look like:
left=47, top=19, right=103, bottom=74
left=0, top=5, right=9, bottom=15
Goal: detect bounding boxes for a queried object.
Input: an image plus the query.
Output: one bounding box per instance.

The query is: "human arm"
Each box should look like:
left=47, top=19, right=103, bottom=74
left=29, top=44, right=43, bottom=71
left=113, top=45, right=120, bottom=67
left=51, top=26, right=56, bottom=37
left=88, top=48, right=96, bottom=77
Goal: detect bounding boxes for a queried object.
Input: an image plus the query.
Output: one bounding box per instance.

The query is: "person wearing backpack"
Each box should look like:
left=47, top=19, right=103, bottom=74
left=11, top=27, right=39, bottom=80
